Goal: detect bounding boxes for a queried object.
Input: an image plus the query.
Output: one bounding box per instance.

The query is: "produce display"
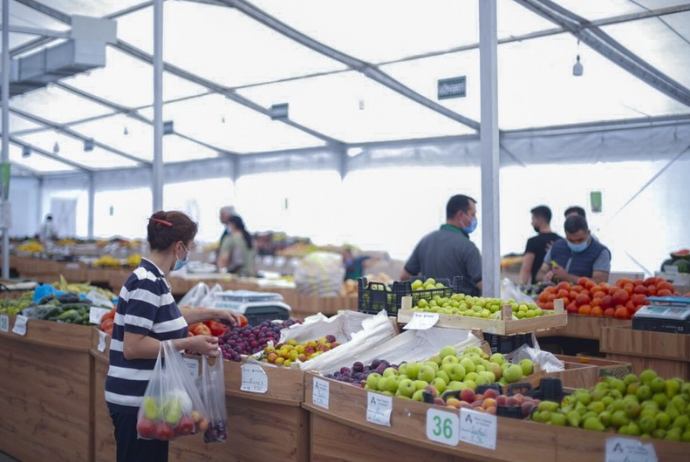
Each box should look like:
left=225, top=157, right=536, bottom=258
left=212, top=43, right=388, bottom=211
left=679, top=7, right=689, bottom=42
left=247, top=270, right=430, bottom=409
left=529, top=370, right=690, bottom=443
left=0, top=291, right=34, bottom=315
left=137, top=394, right=209, bottom=441
left=660, top=248, right=690, bottom=273
left=535, top=277, right=679, bottom=319
left=21, top=293, right=111, bottom=324
left=92, top=255, right=123, bottom=268
left=325, top=346, right=533, bottom=402
left=217, top=319, right=299, bottom=362
left=15, top=240, right=44, bottom=252
left=261, top=335, right=340, bottom=367
left=411, top=293, right=552, bottom=319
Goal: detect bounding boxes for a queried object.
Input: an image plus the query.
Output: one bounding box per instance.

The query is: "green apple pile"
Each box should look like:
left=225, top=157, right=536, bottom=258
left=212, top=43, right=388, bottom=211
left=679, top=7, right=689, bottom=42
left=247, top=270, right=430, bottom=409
left=530, top=370, right=690, bottom=442
left=363, top=345, right=534, bottom=400
left=410, top=278, right=447, bottom=291
left=411, top=293, right=551, bottom=319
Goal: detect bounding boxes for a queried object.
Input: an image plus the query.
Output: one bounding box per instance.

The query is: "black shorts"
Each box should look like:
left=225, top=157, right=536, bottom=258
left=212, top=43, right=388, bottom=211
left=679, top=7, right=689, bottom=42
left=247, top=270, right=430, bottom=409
left=110, top=411, right=169, bottom=462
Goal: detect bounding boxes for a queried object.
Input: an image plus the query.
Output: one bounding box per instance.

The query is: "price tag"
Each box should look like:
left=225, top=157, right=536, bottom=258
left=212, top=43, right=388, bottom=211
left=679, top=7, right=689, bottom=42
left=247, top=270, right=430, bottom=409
left=426, top=408, right=460, bottom=446
left=459, top=408, right=497, bottom=450
left=97, top=330, right=107, bottom=353
left=89, top=307, right=111, bottom=324
left=606, top=437, right=658, bottom=462
left=366, top=392, right=392, bottom=426
left=241, top=363, right=268, bottom=393
left=12, top=315, right=28, bottom=336
left=0, top=314, right=8, bottom=333
left=312, top=378, right=330, bottom=409
left=183, top=357, right=199, bottom=380
left=403, top=312, right=439, bottom=330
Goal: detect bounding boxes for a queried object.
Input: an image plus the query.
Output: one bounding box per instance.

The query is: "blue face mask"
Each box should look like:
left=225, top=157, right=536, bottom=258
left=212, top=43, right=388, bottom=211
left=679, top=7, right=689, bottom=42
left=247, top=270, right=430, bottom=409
left=567, top=239, right=589, bottom=253
left=173, top=243, right=190, bottom=271
left=463, top=218, right=478, bottom=234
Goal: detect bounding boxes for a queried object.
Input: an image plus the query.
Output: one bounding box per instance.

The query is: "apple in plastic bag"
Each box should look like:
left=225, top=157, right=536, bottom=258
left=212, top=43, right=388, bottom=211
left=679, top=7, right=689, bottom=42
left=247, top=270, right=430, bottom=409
left=137, top=418, right=155, bottom=439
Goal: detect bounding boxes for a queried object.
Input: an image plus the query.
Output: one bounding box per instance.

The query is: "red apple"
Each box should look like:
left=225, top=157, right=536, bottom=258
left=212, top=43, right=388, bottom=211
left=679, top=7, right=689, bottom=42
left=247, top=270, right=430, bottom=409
left=176, top=415, right=195, bottom=436
left=459, top=388, right=475, bottom=403
left=513, top=393, right=525, bottom=405
left=136, top=418, right=155, bottom=439
left=154, top=422, right=173, bottom=441
left=484, top=389, right=498, bottom=400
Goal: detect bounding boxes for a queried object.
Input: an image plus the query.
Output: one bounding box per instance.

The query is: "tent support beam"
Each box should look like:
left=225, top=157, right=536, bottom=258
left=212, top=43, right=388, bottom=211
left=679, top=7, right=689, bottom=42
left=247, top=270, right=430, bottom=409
left=2, top=0, right=10, bottom=279
left=515, top=0, right=690, bottom=108
left=87, top=173, right=95, bottom=239
left=10, top=138, right=93, bottom=172
left=152, top=0, right=164, bottom=212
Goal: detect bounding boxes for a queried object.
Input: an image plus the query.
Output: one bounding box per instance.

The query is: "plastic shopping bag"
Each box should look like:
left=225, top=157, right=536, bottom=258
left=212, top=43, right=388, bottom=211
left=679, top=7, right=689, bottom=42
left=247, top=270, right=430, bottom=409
left=200, top=356, right=228, bottom=443
left=136, top=341, right=209, bottom=441
left=178, top=282, right=210, bottom=308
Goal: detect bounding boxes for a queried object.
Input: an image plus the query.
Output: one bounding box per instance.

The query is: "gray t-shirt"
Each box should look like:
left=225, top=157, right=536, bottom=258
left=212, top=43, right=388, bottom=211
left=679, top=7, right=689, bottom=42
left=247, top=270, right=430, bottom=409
left=404, top=225, right=482, bottom=285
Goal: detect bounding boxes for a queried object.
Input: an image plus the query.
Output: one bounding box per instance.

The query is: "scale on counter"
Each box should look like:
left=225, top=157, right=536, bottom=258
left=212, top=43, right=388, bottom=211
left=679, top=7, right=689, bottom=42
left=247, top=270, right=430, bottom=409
left=633, top=296, right=690, bottom=334
left=210, top=290, right=291, bottom=326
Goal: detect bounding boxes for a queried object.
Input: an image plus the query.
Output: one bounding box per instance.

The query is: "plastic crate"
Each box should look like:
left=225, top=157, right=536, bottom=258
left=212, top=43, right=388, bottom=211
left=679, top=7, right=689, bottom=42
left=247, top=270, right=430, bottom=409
left=357, top=276, right=453, bottom=316
left=244, top=306, right=290, bottom=326
left=484, top=332, right=534, bottom=354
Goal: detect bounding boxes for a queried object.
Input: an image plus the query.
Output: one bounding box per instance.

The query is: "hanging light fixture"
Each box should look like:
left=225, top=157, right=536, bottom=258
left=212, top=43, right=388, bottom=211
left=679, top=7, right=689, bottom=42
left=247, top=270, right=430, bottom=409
left=123, top=126, right=129, bottom=135
left=221, top=115, right=226, bottom=124
left=84, top=138, right=94, bottom=152
left=22, top=146, right=31, bottom=158
left=53, top=141, right=60, bottom=154
left=573, top=55, right=584, bottom=76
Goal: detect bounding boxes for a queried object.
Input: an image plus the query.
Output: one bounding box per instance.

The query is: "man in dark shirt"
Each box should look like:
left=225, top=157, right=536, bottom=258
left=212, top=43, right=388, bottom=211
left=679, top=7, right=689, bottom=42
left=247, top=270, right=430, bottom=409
left=519, top=205, right=561, bottom=285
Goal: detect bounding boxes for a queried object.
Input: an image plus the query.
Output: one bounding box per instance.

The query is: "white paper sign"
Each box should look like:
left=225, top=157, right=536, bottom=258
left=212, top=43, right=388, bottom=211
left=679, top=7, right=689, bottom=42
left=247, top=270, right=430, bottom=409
left=403, top=312, right=439, bottom=330
left=459, top=408, right=497, bottom=450
left=366, top=392, right=392, bottom=426
left=97, top=330, right=107, bottom=353
left=0, top=314, right=9, bottom=333
left=89, top=307, right=111, bottom=324
left=183, top=357, right=199, bottom=380
left=241, top=363, right=268, bottom=393
left=312, top=378, right=330, bottom=409
left=12, top=315, right=28, bottom=336
left=606, top=437, right=658, bottom=462
left=427, top=408, right=460, bottom=446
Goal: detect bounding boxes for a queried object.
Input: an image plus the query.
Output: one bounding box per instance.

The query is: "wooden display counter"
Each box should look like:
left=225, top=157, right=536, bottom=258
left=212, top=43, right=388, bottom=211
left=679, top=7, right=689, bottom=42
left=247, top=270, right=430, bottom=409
left=537, top=315, right=632, bottom=340
left=600, top=326, right=690, bottom=379
left=0, top=316, right=93, bottom=462
left=303, top=373, right=689, bottom=462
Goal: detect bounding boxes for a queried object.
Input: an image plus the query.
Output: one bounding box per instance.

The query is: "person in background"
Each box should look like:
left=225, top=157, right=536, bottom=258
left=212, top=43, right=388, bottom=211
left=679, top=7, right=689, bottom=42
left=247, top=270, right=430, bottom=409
left=564, top=206, right=586, bottom=219
left=518, top=205, right=562, bottom=286
left=40, top=214, right=58, bottom=242
left=217, top=215, right=255, bottom=277
left=217, top=206, right=235, bottom=249
left=105, top=210, right=243, bottom=462
left=537, top=215, right=611, bottom=284
left=400, top=194, right=482, bottom=295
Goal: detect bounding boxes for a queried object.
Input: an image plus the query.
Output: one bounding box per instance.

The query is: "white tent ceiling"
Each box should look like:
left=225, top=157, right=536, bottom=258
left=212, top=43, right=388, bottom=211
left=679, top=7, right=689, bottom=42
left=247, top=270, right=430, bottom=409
left=1, top=0, right=689, bottom=177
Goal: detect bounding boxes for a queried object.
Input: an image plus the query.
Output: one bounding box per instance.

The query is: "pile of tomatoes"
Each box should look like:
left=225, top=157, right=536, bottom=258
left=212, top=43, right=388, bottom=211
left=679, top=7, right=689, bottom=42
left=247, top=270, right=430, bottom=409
left=536, top=277, right=680, bottom=320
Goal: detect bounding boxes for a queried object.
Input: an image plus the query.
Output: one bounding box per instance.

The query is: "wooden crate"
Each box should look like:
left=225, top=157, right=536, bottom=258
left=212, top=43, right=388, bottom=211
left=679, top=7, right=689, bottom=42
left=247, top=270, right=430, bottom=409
left=303, top=373, right=689, bottom=462
left=600, top=326, right=690, bottom=379
left=536, top=315, right=632, bottom=340
left=293, top=294, right=358, bottom=319
left=61, top=262, right=90, bottom=283
left=397, top=298, right=567, bottom=335
left=524, top=355, right=632, bottom=390
left=0, top=317, right=93, bottom=462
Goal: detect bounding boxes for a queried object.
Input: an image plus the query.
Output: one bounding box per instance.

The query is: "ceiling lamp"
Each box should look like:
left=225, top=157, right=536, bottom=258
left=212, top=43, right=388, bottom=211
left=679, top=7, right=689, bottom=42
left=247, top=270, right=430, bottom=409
left=53, top=141, right=60, bottom=154
left=572, top=55, right=583, bottom=77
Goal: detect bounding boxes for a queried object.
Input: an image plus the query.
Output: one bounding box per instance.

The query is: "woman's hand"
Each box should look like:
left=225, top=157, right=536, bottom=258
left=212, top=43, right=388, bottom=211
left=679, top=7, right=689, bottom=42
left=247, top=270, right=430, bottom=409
left=212, top=309, right=244, bottom=327
left=185, top=335, right=220, bottom=357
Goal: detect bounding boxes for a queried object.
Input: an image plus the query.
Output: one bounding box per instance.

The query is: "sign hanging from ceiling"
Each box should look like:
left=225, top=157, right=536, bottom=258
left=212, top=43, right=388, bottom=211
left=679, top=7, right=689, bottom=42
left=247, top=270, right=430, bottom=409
left=270, top=103, right=289, bottom=120
left=437, top=76, right=466, bottom=100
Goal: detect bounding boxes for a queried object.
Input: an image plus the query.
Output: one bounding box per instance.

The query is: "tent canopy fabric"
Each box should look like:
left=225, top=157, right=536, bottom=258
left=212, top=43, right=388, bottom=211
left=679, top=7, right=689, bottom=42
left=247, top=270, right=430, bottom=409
left=1, top=0, right=688, bottom=176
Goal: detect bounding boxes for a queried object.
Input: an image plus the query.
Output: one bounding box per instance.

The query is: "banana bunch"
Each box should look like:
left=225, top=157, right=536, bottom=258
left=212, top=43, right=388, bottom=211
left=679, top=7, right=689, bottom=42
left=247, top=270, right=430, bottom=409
left=93, top=255, right=122, bottom=268
left=127, top=253, right=142, bottom=268
left=53, top=277, right=117, bottom=300
left=16, top=241, right=44, bottom=252
left=57, top=238, right=77, bottom=246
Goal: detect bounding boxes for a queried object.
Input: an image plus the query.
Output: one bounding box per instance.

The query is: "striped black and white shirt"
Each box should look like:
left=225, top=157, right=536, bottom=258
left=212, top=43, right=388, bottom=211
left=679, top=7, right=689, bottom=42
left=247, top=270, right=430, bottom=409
left=105, top=258, right=188, bottom=414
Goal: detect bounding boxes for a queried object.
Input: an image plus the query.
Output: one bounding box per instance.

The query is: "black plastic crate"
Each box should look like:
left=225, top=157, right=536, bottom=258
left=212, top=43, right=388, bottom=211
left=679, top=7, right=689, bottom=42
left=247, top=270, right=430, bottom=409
left=244, top=306, right=290, bottom=326
left=484, top=332, right=535, bottom=354
left=357, top=276, right=453, bottom=316
left=449, top=275, right=481, bottom=297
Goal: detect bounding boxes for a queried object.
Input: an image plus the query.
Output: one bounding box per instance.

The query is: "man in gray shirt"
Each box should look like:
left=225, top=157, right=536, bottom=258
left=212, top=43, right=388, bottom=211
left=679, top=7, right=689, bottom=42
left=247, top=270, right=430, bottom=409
left=401, top=194, right=482, bottom=295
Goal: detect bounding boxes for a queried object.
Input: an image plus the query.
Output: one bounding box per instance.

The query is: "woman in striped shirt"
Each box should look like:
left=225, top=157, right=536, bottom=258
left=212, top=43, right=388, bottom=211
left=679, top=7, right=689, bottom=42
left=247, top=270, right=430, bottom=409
left=105, top=210, right=243, bottom=462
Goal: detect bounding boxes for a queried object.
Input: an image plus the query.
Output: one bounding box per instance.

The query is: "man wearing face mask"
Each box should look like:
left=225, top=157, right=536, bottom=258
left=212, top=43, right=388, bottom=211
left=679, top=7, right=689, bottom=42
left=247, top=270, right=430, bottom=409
left=518, top=205, right=562, bottom=286
left=401, top=194, right=482, bottom=295
left=537, top=215, right=611, bottom=284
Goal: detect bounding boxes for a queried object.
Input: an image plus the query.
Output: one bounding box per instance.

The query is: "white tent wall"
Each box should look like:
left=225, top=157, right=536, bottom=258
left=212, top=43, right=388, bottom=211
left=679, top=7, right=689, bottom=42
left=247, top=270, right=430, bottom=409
left=7, top=176, right=40, bottom=237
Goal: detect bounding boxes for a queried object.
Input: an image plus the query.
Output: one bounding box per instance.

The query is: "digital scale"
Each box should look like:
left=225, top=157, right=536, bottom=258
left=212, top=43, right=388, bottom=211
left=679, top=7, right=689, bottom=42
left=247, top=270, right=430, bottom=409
left=633, top=296, right=690, bottom=334
left=210, top=290, right=292, bottom=326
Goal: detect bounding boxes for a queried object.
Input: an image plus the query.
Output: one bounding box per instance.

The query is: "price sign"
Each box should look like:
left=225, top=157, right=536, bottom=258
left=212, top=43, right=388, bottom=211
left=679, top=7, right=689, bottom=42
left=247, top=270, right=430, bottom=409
left=0, top=314, right=8, bottom=333
left=366, top=392, right=392, bottom=427
left=89, top=307, right=111, bottom=324
left=183, top=357, right=199, bottom=380
left=403, top=312, right=439, bottom=330
left=97, top=330, right=107, bottom=353
left=606, top=437, right=658, bottom=462
left=12, top=315, right=28, bottom=336
left=241, top=364, right=268, bottom=393
left=459, top=408, right=497, bottom=450
left=312, top=378, right=330, bottom=409
left=426, top=408, right=460, bottom=446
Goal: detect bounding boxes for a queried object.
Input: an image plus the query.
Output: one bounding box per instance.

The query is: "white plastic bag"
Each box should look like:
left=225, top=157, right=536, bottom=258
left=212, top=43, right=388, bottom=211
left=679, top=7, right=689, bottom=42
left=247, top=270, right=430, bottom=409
left=500, top=278, right=535, bottom=304
left=136, top=341, right=210, bottom=441
left=198, top=283, right=224, bottom=308
left=294, top=252, right=345, bottom=296
left=178, top=282, right=210, bottom=308
left=199, top=356, right=227, bottom=443
left=505, top=342, right=565, bottom=373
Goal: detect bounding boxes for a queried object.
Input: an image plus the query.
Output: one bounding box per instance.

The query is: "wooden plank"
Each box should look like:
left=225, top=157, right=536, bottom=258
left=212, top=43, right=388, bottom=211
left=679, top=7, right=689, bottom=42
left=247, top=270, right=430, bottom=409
left=605, top=353, right=690, bottom=380
left=0, top=315, right=92, bottom=352
left=537, top=316, right=632, bottom=340
left=92, top=350, right=116, bottom=462
left=0, top=337, right=91, bottom=462
left=224, top=357, right=305, bottom=405
left=600, top=326, right=690, bottom=361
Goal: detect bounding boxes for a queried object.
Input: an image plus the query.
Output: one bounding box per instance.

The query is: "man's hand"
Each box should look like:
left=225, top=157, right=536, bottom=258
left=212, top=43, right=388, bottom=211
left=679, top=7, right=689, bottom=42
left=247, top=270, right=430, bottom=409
left=551, top=265, right=570, bottom=281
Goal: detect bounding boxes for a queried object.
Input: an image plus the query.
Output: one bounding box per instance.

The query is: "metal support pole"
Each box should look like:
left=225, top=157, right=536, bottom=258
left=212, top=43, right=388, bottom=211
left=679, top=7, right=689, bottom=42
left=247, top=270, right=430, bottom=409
left=479, top=0, right=500, bottom=297
left=152, top=0, right=164, bottom=212
left=2, top=0, right=11, bottom=279
left=88, top=173, right=95, bottom=239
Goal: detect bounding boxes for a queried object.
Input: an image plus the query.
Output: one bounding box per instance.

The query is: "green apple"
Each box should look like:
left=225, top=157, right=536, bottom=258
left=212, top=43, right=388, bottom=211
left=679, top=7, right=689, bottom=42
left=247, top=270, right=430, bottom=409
left=383, top=376, right=399, bottom=394
left=382, top=367, right=398, bottom=378
left=412, top=389, right=425, bottom=401
left=431, top=377, right=447, bottom=394
left=463, top=380, right=477, bottom=391
left=460, top=358, right=475, bottom=373
left=519, top=359, right=534, bottom=376
left=447, top=381, right=466, bottom=391
left=439, top=345, right=457, bottom=359
left=418, top=366, right=436, bottom=383
left=639, top=369, right=657, bottom=385
left=397, top=363, right=408, bottom=377
left=414, top=380, right=429, bottom=391
left=489, top=353, right=505, bottom=365
left=405, top=362, right=421, bottom=380
left=424, top=361, right=440, bottom=373
left=465, top=372, right=479, bottom=383
left=650, top=377, right=666, bottom=394
left=397, top=379, right=416, bottom=398
left=442, top=355, right=459, bottom=365
left=365, top=373, right=381, bottom=390
left=479, top=371, right=496, bottom=384
left=504, top=364, right=524, bottom=383
left=442, top=363, right=466, bottom=382
left=435, top=370, right=450, bottom=384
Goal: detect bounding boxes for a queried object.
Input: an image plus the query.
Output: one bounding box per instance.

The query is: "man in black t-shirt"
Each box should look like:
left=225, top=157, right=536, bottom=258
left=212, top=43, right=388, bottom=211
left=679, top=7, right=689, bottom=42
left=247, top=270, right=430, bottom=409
left=518, top=205, right=562, bottom=285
